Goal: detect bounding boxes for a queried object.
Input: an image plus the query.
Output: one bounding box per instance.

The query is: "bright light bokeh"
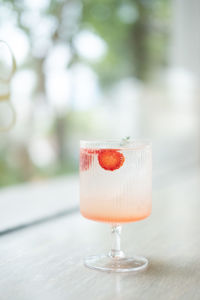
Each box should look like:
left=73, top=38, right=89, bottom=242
left=74, top=30, right=107, bottom=61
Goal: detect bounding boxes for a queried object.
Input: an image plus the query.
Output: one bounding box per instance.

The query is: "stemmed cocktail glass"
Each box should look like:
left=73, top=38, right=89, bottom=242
left=80, top=140, right=152, bottom=272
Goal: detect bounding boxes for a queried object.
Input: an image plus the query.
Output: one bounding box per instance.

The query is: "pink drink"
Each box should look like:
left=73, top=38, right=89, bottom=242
left=80, top=141, right=152, bottom=224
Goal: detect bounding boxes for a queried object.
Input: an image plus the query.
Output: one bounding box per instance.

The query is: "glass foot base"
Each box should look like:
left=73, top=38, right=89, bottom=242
left=84, top=255, right=148, bottom=273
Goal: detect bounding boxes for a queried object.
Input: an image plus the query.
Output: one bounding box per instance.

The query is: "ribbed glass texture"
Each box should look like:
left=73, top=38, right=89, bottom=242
left=80, top=140, right=152, bottom=223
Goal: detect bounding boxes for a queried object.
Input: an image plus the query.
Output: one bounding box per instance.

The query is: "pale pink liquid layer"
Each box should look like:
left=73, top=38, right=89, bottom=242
left=80, top=195, right=152, bottom=223
left=81, top=210, right=151, bottom=223
left=80, top=147, right=152, bottom=224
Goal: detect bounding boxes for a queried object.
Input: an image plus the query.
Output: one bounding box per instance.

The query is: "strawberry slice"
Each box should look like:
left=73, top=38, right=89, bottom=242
left=80, top=149, right=99, bottom=171
left=80, top=150, right=92, bottom=171
left=98, top=149, right=125, bottom=171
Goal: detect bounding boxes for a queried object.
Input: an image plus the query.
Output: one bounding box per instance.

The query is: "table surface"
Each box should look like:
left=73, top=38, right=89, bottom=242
left=0, top=166, right=200, bottom=300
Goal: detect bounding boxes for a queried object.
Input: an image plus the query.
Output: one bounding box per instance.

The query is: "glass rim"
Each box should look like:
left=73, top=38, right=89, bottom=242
left=80, top=139, right=151, bottom=150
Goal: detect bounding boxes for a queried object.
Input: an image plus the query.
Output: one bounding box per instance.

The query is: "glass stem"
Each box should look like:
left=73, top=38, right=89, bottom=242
left=109, top=224, right=125, bottom=259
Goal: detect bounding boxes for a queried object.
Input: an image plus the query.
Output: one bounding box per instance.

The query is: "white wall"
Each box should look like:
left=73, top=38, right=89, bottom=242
left=171, top=0, right=200, bottom=79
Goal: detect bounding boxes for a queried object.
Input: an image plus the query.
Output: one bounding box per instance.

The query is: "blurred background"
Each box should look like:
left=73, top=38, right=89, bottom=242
left=0, top=0, right=200, bottom=187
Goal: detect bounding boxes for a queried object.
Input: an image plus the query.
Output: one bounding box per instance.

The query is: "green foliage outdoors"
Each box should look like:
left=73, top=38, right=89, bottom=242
left=0, top=0, right=170, bottom=186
